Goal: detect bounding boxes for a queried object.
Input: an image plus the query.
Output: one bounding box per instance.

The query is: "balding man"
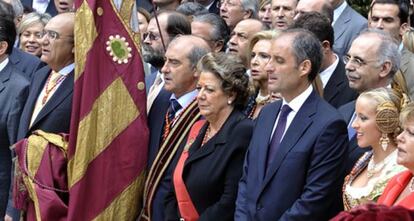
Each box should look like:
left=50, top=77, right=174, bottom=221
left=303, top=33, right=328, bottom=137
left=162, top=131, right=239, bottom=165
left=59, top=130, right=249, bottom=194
left=12, top=12, right=75, bottom=220
left=140, top=35, right=211, bottom=221
left=339, top=29, right=401, bottom=174
left=18, top=12, right=75, bottom=141
left=228, top=19, right=267, bottom=67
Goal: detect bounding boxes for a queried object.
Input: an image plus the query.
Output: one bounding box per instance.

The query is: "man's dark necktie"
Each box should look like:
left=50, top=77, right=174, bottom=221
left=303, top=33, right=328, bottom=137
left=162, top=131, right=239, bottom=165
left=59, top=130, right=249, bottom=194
left=347, top=112, right=357, bottom=140
left=267, top=105, right=292, bottom=169
left=168, top=99, right=182, bottom=122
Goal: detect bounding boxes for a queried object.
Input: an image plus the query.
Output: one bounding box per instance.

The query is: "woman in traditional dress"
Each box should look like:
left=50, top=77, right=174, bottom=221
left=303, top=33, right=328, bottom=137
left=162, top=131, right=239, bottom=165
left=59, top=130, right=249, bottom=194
left=342, top=88, right=407, bottom=210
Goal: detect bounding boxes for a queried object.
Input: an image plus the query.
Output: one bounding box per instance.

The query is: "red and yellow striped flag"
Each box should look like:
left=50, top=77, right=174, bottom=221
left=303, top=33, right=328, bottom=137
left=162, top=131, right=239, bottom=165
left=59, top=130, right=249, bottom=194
left=67, top=0, right=148, bottom=220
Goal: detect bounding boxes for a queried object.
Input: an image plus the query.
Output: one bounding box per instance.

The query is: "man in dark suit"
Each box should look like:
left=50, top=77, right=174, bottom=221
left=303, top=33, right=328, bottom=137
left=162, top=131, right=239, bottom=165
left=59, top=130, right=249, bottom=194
left=339, top=29, right=401, bottom=174
left=331, top=0, right=367, bottom=58
left=0, top=1, right=43, bottom=80
left=0, top=16, right=30, bottom=220
left=293, top=12, right=358, bottom=108
left=140, top=35, right=211, bottom=221
left=20, top=0, right=57, bottom=16
left=10, top=48, right=42, bottom=80
left=17, top=12, right=74, bottom=140
left=235, top=29, right=348, bottom=220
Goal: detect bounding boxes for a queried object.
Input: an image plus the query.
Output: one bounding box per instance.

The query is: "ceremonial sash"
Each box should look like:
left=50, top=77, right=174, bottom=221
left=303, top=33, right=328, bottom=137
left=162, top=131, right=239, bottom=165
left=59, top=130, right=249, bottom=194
left=13, top=130, right=69, bottom=221
left=173, top=120, right=206, bottom=221
left=141, top=99, right=201, bottom=220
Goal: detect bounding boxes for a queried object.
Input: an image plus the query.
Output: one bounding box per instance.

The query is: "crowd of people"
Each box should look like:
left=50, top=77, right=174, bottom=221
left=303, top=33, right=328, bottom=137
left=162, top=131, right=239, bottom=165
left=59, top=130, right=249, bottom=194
left=1, top=0, right=414, bottom=220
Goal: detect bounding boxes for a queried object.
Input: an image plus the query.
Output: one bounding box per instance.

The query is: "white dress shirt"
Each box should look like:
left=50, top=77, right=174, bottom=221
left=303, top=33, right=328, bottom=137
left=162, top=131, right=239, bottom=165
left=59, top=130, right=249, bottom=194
left=270, top=85, right=313, bottom=142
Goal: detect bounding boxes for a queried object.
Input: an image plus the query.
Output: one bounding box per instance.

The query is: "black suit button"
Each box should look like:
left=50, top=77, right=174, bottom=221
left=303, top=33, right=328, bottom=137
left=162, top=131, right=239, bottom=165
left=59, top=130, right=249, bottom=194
left=256, top=204, right=263, bottom=210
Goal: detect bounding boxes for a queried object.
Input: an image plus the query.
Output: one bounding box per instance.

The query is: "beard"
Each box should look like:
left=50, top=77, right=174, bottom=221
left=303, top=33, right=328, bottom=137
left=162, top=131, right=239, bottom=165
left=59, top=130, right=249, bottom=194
left=142, top=44, right=165, bottom=68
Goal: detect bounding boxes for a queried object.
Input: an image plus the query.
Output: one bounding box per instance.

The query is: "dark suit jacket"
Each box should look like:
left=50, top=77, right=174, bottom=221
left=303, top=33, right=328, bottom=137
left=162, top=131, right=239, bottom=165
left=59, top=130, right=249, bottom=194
left=323, top=60, right=358, bottom=108
left=21, top=0, right=58, bottom=16
left=207, top=0, right=220, bottom=14
left=164, top=110, right=253, bottom=221
left=0, top=62, right=29, bottom=217
left=235, top=90, right=348, bottom=221
left=333, top=4, right=367, bottom=58
left=147, top=89, right=201, bottom=221
left=10, top=48, right=43, bottom=81
left=400, top=47, right=414, bottom=100
left=148, top=89, right=172, bottom=166
left=136, top=0, right=153, bottom=13
left=17, top=66, right=73, bottom=140
left=338, top=101, right=369, bottom=175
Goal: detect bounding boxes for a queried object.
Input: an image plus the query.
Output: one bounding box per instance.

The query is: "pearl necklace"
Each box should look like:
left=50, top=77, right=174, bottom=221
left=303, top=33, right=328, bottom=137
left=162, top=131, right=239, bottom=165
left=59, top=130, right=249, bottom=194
left=366, top=153, right=394, bottom=178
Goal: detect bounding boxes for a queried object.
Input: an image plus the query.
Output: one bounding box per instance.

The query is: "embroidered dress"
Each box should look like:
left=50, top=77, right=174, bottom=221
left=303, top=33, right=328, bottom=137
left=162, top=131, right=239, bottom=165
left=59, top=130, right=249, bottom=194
left=343, top=150, right=405, bottom=210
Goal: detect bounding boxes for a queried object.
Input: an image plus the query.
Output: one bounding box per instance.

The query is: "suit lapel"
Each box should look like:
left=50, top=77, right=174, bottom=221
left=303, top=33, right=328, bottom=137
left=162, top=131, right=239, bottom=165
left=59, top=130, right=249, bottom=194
left=151, top=89, right=171, bottom=149
left=185, top=111, right=243, bottom=166
left=0, top=63, right=12, bottom=93
left=333, top=5, right=351, bottom=41
left=185, top=124, right=214, bottom=166
left=323, top=61, right=345, bottom=102
left=20, top=67, right=50, bottom=133
left=401, top=47, right=411, bottom=74
left=257, top=102, right=281, bottom=181
left=31, top=71, right=74, bottom=127
left=262, top=92, right=317, bottom=189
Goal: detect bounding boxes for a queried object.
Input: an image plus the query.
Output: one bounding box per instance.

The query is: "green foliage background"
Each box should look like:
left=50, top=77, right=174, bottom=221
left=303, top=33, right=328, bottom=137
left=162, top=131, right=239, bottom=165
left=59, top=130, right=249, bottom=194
left=348, top=0, right=371, bottom=18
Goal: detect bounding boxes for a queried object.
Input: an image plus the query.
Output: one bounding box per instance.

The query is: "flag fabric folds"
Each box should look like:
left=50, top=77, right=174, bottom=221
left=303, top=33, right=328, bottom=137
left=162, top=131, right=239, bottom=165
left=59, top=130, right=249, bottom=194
left=67, top=0, right=148, bottom=220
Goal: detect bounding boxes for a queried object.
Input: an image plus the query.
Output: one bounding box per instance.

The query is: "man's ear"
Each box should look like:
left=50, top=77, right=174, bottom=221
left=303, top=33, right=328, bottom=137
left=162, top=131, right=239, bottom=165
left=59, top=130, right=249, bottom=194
left=0, top=41, right=8, bottom=56
left=378, top=60, right=392, bottom=78
left=243, top=10, right=252, bottom=19
left=400, top=23, right=409, bottom=37
left=321, top=40, right=331, bottom=55
left=299, top=59, right=311, bottom=78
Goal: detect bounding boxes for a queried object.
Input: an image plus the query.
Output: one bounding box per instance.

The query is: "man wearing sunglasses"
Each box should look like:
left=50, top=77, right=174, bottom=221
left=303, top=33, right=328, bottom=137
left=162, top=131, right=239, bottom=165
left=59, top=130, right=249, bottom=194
left=143, top=11, right=191, bottom=112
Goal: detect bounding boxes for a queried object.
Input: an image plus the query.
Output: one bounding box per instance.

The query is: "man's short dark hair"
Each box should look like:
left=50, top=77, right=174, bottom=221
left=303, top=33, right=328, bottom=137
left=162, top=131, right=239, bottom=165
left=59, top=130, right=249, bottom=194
left=176, top=2, right=208, bottom=16
left=371, top=0, right=409, bottom=25
left=0, top=16, right=16, bottom=54
left=0, top=0, right=15, bottom=18
left=291, top=11, right=334, bottom=48
left=166, top=11, right=192, bottom=38
left=283, top=28, right=323, bottom=81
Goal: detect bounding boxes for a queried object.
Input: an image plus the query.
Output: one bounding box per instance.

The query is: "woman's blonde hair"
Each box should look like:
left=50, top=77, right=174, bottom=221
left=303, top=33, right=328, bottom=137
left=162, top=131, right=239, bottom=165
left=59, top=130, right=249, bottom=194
left=247, top=30, right=281, bottom=67
left=403, top=28, right=414, bottom=53
left=17, top=12, right=51, bottom=35
left=359, top=88, right=409, bottom=142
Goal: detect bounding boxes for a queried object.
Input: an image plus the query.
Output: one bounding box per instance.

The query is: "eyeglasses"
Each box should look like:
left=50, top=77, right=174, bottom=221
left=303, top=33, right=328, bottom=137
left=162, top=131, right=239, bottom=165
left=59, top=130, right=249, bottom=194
left=143, top=32, right=160, bottom=41
left=343, top=55, right=378, bottom=68
left=36, top=30, right=73, bottom=41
